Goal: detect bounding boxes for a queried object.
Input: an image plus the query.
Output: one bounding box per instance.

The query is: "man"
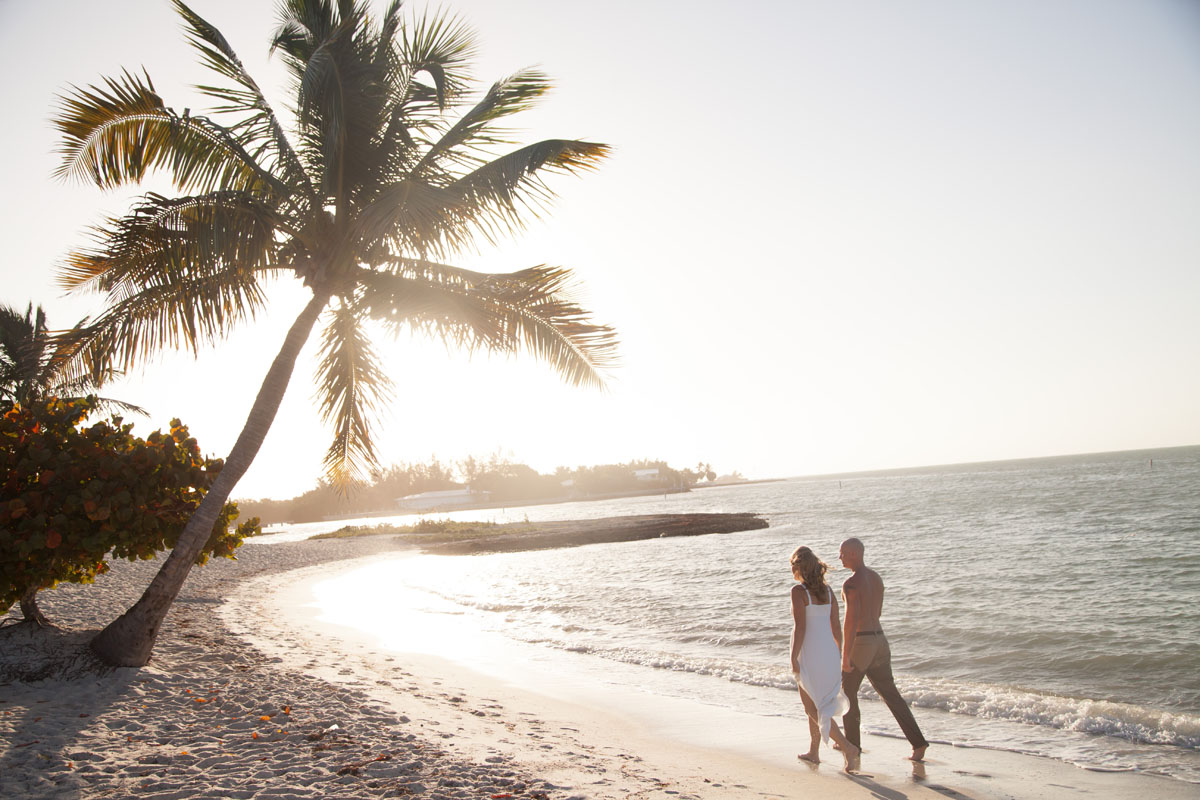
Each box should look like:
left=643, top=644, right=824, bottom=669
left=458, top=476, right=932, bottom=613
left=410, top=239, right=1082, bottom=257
left=839, top=537, right=929, bottom=761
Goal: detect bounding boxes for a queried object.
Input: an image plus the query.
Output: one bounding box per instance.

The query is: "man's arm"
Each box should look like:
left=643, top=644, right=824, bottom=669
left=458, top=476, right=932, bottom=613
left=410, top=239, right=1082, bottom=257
left=841, top=580, right=859, bottom=673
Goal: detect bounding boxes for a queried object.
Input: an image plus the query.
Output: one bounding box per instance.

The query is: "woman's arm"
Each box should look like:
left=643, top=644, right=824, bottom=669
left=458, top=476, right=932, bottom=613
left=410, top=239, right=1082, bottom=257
left=790, top=584, right=807, bottom=672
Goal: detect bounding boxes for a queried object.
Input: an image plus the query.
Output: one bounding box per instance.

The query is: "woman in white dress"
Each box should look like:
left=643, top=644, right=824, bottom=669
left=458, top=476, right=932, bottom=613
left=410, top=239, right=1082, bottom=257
left=789, top=546, right=859, bottom=771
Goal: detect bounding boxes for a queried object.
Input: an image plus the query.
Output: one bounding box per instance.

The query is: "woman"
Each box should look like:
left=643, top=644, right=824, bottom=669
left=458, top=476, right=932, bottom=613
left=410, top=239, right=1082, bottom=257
left=789, top=545, right=859, bottom=771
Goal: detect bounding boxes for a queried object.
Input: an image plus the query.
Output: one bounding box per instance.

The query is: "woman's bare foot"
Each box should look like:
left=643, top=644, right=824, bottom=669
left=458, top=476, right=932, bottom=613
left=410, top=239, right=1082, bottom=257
left=798, top=751, right=820, bottom=765
left=842, top=741, right=861, bottom=773
left=908, top=744, right=927, bottom=762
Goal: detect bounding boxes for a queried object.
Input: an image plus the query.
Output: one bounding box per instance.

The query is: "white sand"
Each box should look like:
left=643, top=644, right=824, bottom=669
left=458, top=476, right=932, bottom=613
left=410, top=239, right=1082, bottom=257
left=2, top=534, right=1195, bottom=800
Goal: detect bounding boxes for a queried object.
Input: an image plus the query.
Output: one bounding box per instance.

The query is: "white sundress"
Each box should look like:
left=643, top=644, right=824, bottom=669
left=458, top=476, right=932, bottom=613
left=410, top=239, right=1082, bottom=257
left=796, top=586, right=851, bottom=742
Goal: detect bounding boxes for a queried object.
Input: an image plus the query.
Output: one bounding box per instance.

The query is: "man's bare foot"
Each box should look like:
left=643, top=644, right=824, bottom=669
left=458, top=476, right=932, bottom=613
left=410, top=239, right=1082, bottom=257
left=908, top=744, right=927, bottom=762
left=842, top=742, right=861, bottom=773
left=798, top=752, right=819, bottom=765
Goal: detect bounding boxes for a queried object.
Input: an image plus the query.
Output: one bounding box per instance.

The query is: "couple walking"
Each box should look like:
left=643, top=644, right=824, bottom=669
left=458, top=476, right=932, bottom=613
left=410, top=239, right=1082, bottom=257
left=788, top=538, right=928, bottom=773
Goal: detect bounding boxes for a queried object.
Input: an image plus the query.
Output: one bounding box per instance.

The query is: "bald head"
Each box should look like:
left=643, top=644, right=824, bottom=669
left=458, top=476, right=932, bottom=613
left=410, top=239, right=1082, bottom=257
left=839, top=537, right=865, bottom=569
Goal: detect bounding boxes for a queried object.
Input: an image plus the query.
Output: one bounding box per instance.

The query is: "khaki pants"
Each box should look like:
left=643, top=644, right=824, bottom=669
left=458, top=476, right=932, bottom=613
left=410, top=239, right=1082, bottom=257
left=841, top=634, right=927, bottom=750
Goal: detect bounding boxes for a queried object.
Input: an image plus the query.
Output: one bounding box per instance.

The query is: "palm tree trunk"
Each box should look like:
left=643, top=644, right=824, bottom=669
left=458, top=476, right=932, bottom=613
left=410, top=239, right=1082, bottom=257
left=90, top=290, right=332, bottom=667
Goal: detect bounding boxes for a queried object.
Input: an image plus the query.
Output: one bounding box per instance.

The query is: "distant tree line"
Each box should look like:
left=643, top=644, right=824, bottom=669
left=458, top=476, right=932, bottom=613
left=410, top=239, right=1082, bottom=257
left=235, top=456, right=723, bottom=525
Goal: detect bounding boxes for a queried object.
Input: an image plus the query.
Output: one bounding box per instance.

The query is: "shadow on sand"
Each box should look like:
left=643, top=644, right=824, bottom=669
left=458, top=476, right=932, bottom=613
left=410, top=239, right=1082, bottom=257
left=0, top=623, right=140, bottom=797
left=844, top=762, right=979, bottom=800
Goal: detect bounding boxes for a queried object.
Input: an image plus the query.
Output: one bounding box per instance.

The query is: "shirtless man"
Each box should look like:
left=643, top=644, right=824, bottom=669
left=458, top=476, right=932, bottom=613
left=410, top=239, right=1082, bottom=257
left=839, top=537, right=929, bottom=761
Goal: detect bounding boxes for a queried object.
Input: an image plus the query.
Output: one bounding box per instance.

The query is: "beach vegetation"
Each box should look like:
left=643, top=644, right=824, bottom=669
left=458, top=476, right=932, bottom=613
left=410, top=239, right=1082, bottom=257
left=0, top=302, right=145, bottom=417
left=310, top=518, right=500, bottom=540
left=53, top=0, right=615, bottom=665
left=0, top=396, right=258, bottom=627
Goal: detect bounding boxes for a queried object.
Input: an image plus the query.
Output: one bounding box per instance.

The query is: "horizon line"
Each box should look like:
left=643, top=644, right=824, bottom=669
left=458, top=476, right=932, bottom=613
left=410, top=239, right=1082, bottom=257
left=776, top=442, right=1199, bottom=484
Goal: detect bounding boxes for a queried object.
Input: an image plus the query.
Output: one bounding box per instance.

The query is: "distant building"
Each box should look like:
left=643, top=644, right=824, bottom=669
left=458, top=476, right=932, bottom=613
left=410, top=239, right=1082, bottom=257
left=633, top=468, right=660, bottom=482
left=395, top=488, right=492, bottom=511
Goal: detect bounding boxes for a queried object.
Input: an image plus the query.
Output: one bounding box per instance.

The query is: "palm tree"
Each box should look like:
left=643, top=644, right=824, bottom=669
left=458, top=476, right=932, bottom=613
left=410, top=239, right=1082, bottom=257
left=54, top=0, right=617, bottom=666
left=0, top=301, right=144, bottom=416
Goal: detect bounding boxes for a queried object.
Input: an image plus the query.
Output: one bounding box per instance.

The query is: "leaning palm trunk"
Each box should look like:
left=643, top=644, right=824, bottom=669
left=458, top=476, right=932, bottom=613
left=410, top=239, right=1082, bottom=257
left=91, top=292, right=329, bottom=665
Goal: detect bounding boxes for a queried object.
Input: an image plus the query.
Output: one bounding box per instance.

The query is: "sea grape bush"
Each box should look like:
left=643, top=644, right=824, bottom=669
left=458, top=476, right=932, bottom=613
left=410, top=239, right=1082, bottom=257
left=0, top=396, right=259, bottom=616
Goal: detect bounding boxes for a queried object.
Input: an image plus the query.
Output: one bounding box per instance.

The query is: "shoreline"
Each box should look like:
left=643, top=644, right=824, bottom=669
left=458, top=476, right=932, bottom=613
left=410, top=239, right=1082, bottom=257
left=1, top=533, right=1194, bottom=799
left=250, top=548, right=1199, bottom=800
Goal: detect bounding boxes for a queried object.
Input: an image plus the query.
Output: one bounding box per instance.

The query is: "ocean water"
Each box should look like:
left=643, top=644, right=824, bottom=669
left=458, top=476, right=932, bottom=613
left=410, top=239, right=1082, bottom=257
left=256, top=445, right=1200, bottom=783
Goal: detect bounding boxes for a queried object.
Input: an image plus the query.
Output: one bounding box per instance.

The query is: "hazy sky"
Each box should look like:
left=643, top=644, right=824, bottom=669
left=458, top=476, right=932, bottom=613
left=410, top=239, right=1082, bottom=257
left=1, top=0, right=1197, bottom=500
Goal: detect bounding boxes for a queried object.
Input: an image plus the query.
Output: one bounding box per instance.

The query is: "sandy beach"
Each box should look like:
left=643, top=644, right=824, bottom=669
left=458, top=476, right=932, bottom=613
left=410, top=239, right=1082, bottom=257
left=2, top=531, right=1194, bottom=800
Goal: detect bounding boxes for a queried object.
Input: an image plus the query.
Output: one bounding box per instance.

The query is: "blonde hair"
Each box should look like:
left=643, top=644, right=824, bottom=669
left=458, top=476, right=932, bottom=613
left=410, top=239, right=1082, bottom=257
left=790, top=546, right=830, bottom=603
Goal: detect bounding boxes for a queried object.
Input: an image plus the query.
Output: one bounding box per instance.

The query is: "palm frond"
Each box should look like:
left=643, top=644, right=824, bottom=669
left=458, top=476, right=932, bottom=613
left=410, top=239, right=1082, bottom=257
left=359, top=263, right=618, bottom=389
left=271, top=0, right=336, bottom=58
left=45, top=315, right=154, bottom=402
left=0, top=306, right=22, bottom=396
left=315, top=298, right=394, bottom=492
left=270, top=1, right=356, bottom=111
left=374, top=256, right=494, bottom=289
left=55, top=69, right=286, bottom=197
left=173, top=0, right=313, bottom=198
left=373, top=0, right=404, bottom=70
left=354, top=139, right=608, bottom=258
left=352, top=179, right=464, bottom=260
left=273, top=3, right=369, bottom=206
left=36, top=366, right=149, bottom=417
left=399, top=8, right=476, bottom=110
left=441, top=139, right=610, bottom=247
left=297, top=36, right=346, bottom=134
left=88, top=395, right=150, bottom=417
left=269, top=18, right=311, bottom=64
left=41, top=319, right=102, bottom=393
left=58, top=191, right=281, bottom=304
left=0, top=304, right=147, bottom=411
left=411, top=69, right=553, bottom=178
left=0, top=303, right=50, bottom=402
left=61, top=248, right=269, bottom=376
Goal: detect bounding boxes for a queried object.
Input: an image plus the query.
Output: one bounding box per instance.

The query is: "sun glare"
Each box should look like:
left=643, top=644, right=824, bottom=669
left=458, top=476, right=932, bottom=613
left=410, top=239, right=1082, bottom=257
left=308, top=556, right=494, bottom=661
